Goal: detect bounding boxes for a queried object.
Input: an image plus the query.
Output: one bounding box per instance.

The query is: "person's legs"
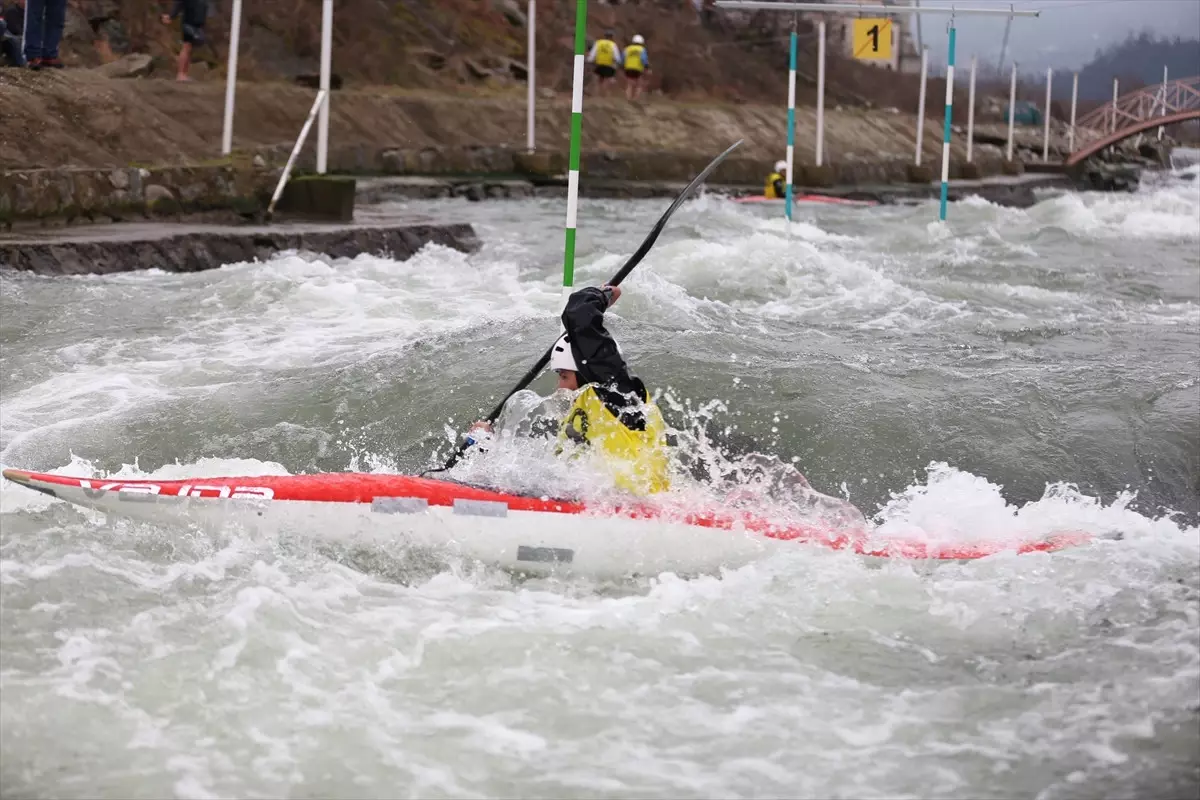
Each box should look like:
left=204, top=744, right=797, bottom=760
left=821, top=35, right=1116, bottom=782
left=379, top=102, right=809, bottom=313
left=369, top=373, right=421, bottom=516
left=1, top=33, right=25, bottom=66
left=39, top=0, right=66, bottom=63
left=22, top=0, right=45, bottom=64
left=176, top=41, right=192, bottom=80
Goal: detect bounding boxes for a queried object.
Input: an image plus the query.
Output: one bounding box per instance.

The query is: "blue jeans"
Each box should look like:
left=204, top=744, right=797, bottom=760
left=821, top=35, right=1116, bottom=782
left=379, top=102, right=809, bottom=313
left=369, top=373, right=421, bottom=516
left=23, top=0, right=67, bottom=61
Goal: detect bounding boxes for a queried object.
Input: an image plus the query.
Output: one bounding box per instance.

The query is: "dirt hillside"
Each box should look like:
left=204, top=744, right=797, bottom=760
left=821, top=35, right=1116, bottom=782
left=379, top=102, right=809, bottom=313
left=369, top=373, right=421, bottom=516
left=0, top=67, right=1047, bottom=172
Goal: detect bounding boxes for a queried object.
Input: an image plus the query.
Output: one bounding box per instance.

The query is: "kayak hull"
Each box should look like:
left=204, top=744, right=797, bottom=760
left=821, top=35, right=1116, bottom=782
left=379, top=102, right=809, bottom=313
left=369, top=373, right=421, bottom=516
left=2, top=468, right=1091, bottom=578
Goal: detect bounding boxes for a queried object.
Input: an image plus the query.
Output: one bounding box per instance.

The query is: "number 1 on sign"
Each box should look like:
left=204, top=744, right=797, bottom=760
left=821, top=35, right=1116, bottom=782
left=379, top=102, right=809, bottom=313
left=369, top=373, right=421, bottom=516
left=853, top=18, right=893, bottom=61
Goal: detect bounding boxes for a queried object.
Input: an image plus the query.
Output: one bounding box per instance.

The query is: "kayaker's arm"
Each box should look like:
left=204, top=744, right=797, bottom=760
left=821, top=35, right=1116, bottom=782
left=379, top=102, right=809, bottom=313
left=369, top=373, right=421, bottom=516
left=773, top=176, right=785, bottom=198
left=561, top=286, right=632, bottom=390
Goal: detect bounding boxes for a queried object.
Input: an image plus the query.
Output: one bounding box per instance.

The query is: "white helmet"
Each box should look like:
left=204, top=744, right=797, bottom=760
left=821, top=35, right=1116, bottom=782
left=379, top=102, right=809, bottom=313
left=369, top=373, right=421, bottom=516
left=632, top=34, right=645, bottom=44
left=775, top=160, right=787, bottom=173
left=549, top=333, right=578, bottom=372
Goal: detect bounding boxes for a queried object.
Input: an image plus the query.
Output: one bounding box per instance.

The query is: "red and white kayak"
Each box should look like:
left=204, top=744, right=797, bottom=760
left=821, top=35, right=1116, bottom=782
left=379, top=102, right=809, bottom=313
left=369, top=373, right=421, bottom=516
left=733, top=194, right=879, bottom=207
left=2, top=468, right=1092, bottom=578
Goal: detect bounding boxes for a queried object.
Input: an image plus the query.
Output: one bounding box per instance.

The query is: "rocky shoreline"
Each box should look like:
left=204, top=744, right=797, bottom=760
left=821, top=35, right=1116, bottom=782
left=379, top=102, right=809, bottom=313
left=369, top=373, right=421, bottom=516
left=0, top=221, right=480, bottom=276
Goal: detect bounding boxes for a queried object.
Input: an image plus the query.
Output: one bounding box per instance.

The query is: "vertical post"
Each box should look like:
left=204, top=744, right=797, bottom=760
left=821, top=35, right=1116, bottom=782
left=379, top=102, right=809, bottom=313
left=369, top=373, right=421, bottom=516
left=1042, top=67, right=1052, bottom=162
left=562, top=0, right=587, bottom=305
left=966, top=54, right=976, bottom=164
left=938, top=24, right=955, bottom=222
left=221, top=0, right=243, bottom=156
left=786, top=27, right=797, bottom=221
left=816, top=20, right=826, bottom=168
left=317, top=0, right=333, bottom=174
left=527, top=1, right=536, bottom=152
left=1006, top=62, right=1017, bottom=162
left=1111, top=77, right=1118, bottom=133
left=1158, top=65, right=1168, bottom=141
left=1068, top=71, right=1078, bottom=153
left=915, top=47, right=928, bottom=167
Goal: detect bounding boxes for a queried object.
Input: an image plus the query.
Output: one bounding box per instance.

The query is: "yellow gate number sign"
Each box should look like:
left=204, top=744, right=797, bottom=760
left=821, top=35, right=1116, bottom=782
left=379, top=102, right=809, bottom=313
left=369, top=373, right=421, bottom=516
left=853, top=18, right=893, bottom=61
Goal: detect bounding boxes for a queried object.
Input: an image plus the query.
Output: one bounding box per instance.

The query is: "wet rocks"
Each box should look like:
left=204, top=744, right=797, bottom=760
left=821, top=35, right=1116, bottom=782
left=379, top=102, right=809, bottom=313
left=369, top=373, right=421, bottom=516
left=0, top=224, right=481, bottom=275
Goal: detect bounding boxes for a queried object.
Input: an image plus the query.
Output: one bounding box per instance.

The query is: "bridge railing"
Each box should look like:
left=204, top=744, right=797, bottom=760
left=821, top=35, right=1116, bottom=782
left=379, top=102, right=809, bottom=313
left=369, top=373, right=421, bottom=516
left=1073, top=76, right=1200, bottom=148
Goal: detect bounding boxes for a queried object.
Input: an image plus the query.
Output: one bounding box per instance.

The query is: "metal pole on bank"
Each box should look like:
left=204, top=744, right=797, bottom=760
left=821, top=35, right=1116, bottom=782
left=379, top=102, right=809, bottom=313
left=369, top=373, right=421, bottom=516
left=966, top=54, right=976, bottom=164
left=1111, top=77, right=1118, bottom=133
left=1158, top=65, right=1168, bottom=141
left=562, top=0, right=587, bottom=305
left=221, top=0, right=242, bottom=156
left=785, top=26, right=798, bottom=221
left=527, top=1, right=536, bottom=152
left=316, top=0, right=333, bottom=173
left=1006, top=62, right=1017, bottom=162
left=915, top=46, right=928, bottom=167
left=937, top=22, right=956, bottom=222
left=1042, top=67, right=1052, bottom=162
left=816, top=19, right=826, bottom=168
left=1068, top=71, right=1078, bottom=153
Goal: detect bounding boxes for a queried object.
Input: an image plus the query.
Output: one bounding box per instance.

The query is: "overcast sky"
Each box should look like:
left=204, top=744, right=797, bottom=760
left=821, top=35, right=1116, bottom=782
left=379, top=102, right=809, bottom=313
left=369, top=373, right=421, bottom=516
left=907, top=0, right=1200, bottom=73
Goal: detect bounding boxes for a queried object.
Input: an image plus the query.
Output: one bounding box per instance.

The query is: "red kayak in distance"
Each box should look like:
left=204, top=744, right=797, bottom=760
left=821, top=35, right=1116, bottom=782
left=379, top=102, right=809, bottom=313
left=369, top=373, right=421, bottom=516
left=3, top=468, right=1093, bottom=578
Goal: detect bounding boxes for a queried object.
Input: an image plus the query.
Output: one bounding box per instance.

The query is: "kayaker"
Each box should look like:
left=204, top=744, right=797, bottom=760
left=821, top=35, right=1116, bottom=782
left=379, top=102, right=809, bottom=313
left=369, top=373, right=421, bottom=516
left=468, top=284, right=672, bottom=495
left=764, top=160, right=787, bottom=199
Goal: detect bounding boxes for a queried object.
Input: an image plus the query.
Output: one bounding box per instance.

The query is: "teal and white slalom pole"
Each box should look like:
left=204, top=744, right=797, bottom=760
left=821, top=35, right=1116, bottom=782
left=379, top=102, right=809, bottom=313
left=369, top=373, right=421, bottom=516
left=938, top=22, right=956, bottom=221
left=785, top=28, right=798, bottom=221
left=562, top=0, right=587, bottom=307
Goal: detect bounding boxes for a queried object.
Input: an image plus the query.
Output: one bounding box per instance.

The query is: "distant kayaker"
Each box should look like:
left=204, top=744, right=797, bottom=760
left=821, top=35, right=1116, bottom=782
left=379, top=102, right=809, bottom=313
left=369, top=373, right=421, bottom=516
left=764, top=160, right=787, bottom=199
left=468, top=285, right=672, bottom=496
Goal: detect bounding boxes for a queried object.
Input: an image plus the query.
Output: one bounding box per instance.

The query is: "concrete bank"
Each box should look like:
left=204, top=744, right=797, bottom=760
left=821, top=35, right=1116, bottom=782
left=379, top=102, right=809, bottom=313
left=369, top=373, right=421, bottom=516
left=358, top=172, right=1075, bottom=209
left=0, top=220, right=480, bottom=275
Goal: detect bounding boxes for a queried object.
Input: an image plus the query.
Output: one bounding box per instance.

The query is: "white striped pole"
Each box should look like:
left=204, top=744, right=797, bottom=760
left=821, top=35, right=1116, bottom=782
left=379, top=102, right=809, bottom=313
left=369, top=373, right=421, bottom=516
left=816, top=19, right=826, bottom=167
left=221, top=0, right=243, bottom=155
left=562, top=0, right=587, bottom=307
left=915, top=46, right=928, bottom=167
left=937, top=24, right=955, bottom=221
left=966, top=54, right=976, bottom=163
left=527, top=1, right=536, bottom=152
left=316, top=0, right=332, bottom=174
left=1042, top=67, right=1052, bottom=163
left=785, top=28, right=797, bottom=221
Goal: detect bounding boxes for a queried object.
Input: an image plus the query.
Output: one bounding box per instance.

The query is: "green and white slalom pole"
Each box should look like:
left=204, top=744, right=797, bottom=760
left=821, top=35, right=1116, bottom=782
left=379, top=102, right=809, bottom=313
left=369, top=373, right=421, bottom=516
left=562, top=0, right=588, bottom=309
left=785, top=28, right=798, bottom=222
left=938, top=21, right=956, bottom=222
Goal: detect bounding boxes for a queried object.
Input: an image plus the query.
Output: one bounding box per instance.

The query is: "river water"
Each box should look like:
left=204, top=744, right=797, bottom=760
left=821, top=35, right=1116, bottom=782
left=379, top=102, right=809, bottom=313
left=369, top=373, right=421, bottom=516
left=2, top=167, right=1198, bottom=798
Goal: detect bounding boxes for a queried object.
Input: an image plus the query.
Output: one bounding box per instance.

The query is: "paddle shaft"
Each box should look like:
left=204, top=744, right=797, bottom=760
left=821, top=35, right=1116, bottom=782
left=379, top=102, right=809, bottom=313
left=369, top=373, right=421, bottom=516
left=430, top=139, right=744, bottom=474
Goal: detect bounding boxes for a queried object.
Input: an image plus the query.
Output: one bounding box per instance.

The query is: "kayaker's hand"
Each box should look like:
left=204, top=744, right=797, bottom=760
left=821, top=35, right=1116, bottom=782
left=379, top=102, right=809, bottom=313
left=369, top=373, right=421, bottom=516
left=160, top=13, right=171, bottom=24
left=602, top=285, right=621, bottom=306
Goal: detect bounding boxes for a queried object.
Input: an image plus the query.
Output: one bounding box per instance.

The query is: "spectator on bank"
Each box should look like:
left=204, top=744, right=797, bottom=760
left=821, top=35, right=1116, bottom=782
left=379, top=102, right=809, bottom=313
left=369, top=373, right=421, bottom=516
left=587, top=29, right=622, bottom=96
left=160, top=0, right=207, bottom=82
left=623, top=34, right=648, bottom=101
left=1, top=0, right=25, bottom=67
left=22, top=0, right=66, bottom=69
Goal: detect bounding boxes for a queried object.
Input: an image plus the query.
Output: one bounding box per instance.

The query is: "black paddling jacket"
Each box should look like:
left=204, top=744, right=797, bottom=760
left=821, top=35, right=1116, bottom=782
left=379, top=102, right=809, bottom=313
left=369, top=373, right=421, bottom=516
left=561, top=287, right=649, bottom=431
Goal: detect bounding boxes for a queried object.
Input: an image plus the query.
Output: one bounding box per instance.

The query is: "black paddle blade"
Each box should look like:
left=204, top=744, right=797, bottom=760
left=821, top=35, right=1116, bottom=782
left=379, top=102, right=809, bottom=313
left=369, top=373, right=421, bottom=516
left=427, top=139, right=744, bottom=475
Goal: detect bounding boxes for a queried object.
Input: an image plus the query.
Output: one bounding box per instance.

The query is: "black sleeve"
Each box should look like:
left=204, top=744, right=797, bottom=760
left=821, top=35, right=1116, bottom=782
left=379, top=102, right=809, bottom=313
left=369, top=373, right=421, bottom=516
left=561, top=287, right=631, bottom=387
left=773, top=177, right=786, bottom=198
left=560, top=287, right=648, bottom=427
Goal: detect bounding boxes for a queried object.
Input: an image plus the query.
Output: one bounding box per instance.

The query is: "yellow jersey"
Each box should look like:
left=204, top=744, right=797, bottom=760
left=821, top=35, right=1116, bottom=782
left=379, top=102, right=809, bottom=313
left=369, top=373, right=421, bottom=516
left=556, top=385, right=671, bottom=495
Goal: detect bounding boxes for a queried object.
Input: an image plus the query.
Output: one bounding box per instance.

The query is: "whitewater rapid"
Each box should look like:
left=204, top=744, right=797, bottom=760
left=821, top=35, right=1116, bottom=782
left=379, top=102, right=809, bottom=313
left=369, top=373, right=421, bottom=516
left=1, top=167, right=1198, bottom=798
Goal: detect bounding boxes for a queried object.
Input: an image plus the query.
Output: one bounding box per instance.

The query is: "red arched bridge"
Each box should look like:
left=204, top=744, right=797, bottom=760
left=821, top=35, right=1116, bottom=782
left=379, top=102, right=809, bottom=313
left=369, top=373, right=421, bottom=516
left=1065, top=76, right=1200, bottom=167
